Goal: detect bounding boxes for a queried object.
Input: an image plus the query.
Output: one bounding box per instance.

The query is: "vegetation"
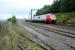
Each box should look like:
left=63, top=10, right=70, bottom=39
left=55, top=12, right=75, bottom=26
left=7, top=16, right=16, bottom=23
left=20, top=36, right=43, bottom=50
left=36, top=5, right=51, bottom=15
left=60, top=0, right=75, bottom=12
left=36, top=0, right=75, bottom=15
left=0, top=21, right=21, bottom=50
left=0, top=19, right=44, bottom=50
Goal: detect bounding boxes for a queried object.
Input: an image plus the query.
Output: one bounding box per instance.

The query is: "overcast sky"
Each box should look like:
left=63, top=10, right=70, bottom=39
left=0, top=0, right=54, bottom=20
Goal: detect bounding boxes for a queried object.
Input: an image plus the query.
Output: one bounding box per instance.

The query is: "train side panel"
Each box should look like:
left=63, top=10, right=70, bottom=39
left=32, top=15, right=46, bottom=22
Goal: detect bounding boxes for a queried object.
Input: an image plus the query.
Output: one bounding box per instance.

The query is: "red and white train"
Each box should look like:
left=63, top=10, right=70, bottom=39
left=26, top=14, right=56, bottom=23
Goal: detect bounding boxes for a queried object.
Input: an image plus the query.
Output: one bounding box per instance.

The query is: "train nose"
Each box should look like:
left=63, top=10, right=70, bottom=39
left=46, top=15, right=52, bottom=23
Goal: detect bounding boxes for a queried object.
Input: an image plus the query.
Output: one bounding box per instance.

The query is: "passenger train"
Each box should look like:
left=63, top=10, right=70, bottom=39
left=26, top=14, right=56, bottom=23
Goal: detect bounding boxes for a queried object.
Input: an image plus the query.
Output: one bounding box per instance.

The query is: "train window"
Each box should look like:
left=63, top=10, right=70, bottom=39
left=38, top=17, right=40, bottom=19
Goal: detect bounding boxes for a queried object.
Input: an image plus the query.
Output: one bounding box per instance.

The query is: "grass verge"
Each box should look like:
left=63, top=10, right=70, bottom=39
left=55, top=12, right=75, bottom=27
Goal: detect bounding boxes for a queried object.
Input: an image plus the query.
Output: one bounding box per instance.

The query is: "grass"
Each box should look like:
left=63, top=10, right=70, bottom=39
left=0, top=21, right=21, bottom=50
left=19, top=36, right=43, bottom=50
left=55, top=12, right=75, bottom=26
left=0, top=21, right=43, bottom=50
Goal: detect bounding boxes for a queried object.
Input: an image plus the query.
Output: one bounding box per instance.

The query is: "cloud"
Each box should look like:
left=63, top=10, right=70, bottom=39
left=7, top=0, right=53, bottom=8
left=0, top=0, right=54, bottom=20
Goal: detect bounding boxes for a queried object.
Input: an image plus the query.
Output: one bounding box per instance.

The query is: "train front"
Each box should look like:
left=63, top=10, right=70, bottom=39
left=45, top=14, right=56, bottom=23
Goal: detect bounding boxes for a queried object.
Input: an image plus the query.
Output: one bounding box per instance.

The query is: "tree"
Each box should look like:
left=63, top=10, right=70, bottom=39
left=50, top=0, right=60, bottom=13
left=68, top=0, right=75, bottom=12
left=36, top=1, right=60, bottom=15
left=60, top=0, right=75, bottom=12
left=11, top=16, right=16, bottom=23
left=36, top=5, right=51, bottom=15
left=36, top=0, right=75, bottom=15
left=7, top=16, right=16, bottom=23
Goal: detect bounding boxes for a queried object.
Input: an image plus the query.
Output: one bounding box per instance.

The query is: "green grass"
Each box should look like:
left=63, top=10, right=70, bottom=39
left=0, top=21, right=43, bottom=50
left=0, top=21, right=21, bottom=50
left=55, top=12, right=75, bottom=26
left=20, top=36, right=43, bottom=50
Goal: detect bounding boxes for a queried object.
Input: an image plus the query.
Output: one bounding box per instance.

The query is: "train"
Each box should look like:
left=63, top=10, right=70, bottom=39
left=26, top=14, right=56, bottom=23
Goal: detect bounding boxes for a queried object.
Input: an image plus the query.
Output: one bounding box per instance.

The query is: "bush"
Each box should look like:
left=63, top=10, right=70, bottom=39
left=55, top=12, right=75, bottom=26
left=7, top=16, right=16, bottom=23
left=11, top=16, right=16, bottom=23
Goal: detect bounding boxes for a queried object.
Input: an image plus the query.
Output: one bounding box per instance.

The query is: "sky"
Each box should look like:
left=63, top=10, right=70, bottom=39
left=0, top=0, right=54, bottom=20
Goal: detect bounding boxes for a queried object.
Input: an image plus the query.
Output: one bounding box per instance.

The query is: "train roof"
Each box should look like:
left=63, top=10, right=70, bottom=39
left=35, top=13, right=54, bottom=16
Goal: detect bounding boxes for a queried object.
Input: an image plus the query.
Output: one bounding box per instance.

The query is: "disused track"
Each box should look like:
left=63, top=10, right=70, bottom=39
left=18, top=42, right=26, bottom=50
left=19, top=32, right=56, bottom=50
left=25, top=22, right=75, bottom=49
left=18, top=34, right=50, bottom=50
left=18, top=34, right=51, bottom=50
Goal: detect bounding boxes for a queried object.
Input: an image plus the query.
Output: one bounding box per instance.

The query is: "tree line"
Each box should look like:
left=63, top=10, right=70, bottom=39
left=36, top=0, right=75, bottom=15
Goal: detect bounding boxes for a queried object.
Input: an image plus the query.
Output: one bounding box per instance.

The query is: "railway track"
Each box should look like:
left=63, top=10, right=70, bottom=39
left=18, top=33, right=50, bottom=50
left=18, top=21, right=75, bottom=50
left=18, top=34, right=50, bottom=50
left=18, top=42, right=26, bottom=50
left=27, top=22, right=75, bottom=38
left=17, top=27, right=54, bottom=50
left=25, top=22, right=75, bottom=50
left=19, top=32, right=55, bottom=50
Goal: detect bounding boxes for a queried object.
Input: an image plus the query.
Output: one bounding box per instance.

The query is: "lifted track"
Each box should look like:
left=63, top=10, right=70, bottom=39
left=19, top=32, right=56, bottom=50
